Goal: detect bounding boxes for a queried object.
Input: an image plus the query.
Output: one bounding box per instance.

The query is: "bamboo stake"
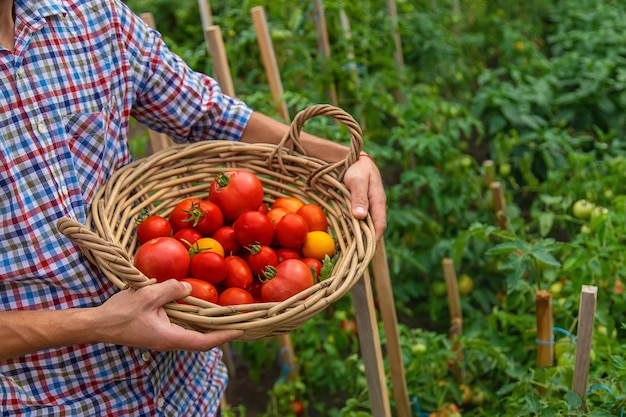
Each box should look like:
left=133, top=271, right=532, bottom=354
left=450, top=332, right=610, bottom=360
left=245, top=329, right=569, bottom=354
left=489, top=181, right=507, bottom=231
left=572, top=285, right=598, bottom=399
left=442, top=258, right=464, bottom=382
left=535, top=290, right=554, bottom=367
left=370, top=239, right=412, bottom=417
left=339, top=8, right=364, bottom=128
left=385, top=0, right=406, bottom=104
left=250, top=5, right=299, bottom=381
left=482, top=159, right=495, bottom=186
left=352, top=269, right=393, bottom=417
left=197, top=0, right=213, bottom=29
left=250, top=6, right=290, bottom=120
left=312, top=0, right=339, bottom=107
left=139, top=13, right=174, bottom=153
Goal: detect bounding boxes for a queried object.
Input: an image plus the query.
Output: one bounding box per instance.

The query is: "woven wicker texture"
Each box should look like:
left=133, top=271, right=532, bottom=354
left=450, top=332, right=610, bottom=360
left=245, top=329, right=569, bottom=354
left=57, top=104, right=377, bottom=341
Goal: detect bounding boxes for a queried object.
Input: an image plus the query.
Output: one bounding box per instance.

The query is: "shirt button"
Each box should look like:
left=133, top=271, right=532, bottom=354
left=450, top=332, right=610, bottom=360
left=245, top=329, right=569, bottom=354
left=141, top=351, right=150, bottom=362
left=60, top=185, right=69, bottom=196
left=157, top=397, right=165, bottom=408
left=37, top=122, right=47, bottom=134
left=16, top=67, right=25, bottom=78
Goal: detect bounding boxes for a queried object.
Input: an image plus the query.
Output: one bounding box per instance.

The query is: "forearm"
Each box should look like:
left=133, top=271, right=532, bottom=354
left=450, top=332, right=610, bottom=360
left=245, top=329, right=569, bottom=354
left=240, top=112, right=351, bottom=163
left=0, top=308, right=98, bottom=361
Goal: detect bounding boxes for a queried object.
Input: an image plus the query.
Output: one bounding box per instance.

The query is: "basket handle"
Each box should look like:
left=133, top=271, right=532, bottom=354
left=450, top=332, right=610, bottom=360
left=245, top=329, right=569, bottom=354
left=269, top=104, right=364, bottom=187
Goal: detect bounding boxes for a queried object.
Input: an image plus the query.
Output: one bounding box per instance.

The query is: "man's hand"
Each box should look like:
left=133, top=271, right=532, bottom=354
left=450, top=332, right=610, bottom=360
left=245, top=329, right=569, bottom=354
left=92, top=279, right=243, bottom=351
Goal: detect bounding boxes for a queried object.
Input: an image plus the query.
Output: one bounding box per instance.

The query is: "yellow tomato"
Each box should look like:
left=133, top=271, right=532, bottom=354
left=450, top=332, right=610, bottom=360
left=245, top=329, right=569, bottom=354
left=190, top=237, right=225, bottom=257
left=301, top=231, right=336, bottom=261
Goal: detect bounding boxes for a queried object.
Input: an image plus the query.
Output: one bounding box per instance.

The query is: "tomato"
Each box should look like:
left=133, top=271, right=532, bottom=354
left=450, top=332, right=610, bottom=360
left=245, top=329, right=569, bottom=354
left=211, top=226, right=241, bottom=257
left=218, top=287, right=255, bottom=306
left=275, top=248, right=301, bottom=263
left=136, top=214, right=173, bottom=244
left=301, top=257, right=322, bottom=281
left=257, top=202, right=269, bottom=214
left=233, top=211, right=274, bottom=247
left=339, top=319, right=358, bottom=337
left=245, top=244, right=279, bottom=276
left=134, top=237, right=190, bottom=282
left=457, top=274, right=474, bottom=296
left=190, top=251, right=228, bottom=284
left=274, top=213, right=309, bottom=249
left=572, top=199, right=594, bottom=219
left=267, top=207, right=289, bottom=227
left=173, top=227, right=203, bottom=249
left=248, top=276, right=264, bottom=301
left=189, top=237, right=225, bottom=257
left=178, top=277, right=218, bottom=304
left=297, top=203, right=328, bottom=232
left=169, top=198, right=224, bottom=235
left=271, top=196, right=305, bottom=213
left=289, top=400, right=304, bottom=416
left=261, top=259, right=314, bottom=302
left=301, top=231, right=336, bottom=261
left=223, top=255, right=254, bottom=289
left=208, top=170, right=264, bottom=222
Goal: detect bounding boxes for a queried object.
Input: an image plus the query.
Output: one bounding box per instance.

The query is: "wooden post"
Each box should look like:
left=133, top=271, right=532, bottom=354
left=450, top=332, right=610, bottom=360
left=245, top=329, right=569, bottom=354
left=370, top=239, right=412, bottom=417
left=352, top=269, right=393, bottom=417
left=197, top=0, right=213, bottom=29
left=489, top=181, right=507, bottom=231
left=204, top=26, right=236, bottom=97
left=385, top=0, right=406, bottom=103
left=442, top=258, right=464, bottom=382
left=138, top=13, right=174, bottom=153
left=339, top=8, right=364, bottom=128
left=482, top=159, right=495, bottom=185
left=250, top=6, right=290, bottom=121
left=572, top=285, right=598, bottom=399
left=535, top=290, right=554, bottom=367
left=312, top=0, right=339, bottom=107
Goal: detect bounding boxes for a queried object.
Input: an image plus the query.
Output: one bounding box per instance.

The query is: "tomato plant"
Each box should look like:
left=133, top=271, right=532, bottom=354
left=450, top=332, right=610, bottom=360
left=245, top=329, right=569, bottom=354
left=233, top=210, right=274, bottom=247
left=208, top=170, right=264, bottom=222
left=178, top=277, right=219, bottom=304
left=136, top=213, right=173, bottom=243
left=274, top=213, right=309, bottom=249
left=134, top=237, right=190, bottom=282
left=261, top=259, right=314, bottom=302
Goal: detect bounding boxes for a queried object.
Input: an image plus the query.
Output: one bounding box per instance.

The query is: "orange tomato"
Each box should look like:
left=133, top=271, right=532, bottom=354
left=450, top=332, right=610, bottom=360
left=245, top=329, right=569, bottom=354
left=297, top=203, right=328, bottom=232
left=272, top=196, right=304, bottom=213
left=267, top=207, right=289, bottom=227
left=301, top=231, right=336, bottom=261
left=190, top=237, right=225, bottom=257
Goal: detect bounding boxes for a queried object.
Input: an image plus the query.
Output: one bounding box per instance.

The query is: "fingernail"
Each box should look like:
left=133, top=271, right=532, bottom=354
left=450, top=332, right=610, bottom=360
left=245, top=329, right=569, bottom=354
left=181, top=281, right=192, bottom=291
left=354, top=206, right=367, bottom=216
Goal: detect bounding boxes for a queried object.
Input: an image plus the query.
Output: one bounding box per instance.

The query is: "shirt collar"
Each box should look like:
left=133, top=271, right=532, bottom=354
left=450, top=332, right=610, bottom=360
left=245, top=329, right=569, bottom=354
left=15, top=0, right=70, bottom=30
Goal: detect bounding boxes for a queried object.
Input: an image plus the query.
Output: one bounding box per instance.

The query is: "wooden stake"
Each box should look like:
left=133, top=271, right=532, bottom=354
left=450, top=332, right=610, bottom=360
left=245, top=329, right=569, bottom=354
left=385, top=0, right=406, bottom=104
left=535, top=290, right=554, bottom=368
left=312, top=0, right=339, bottom=107
left=250, top=6, right=290, bottom=120
left=442, top=258, right=464, bottom=382
left=352, top=270, right=393, bottom=417
left=572, top=285, right=598, bottom=399
left=204, top=26, right=236, bottom=97
left=489, top=181, right=507, bottom=230
left=339, top=8, right=364, bottom=128
left=371, top=239, right=412, bottom=417
left=197, top=0, right=213, bottom=29
left=482, top=159, right=495, bottom=185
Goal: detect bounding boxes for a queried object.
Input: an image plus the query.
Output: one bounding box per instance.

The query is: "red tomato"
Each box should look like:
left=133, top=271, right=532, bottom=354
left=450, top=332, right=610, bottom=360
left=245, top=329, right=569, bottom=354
left=261, top=259, right=314, bottom=302
left=301, top=257, right=323, bottom=281
left=275, top=248, right=301, bottom=263
left=223, top=255, right=254, bottom=289
left=211, top=226, right=241, bottom=257
left=218, top=287, right=255, bottom=306
left=134, top=237, right=190, bottom=282
left=271, top=196, right=304, bottom=213
left=190, top=251, right=228, bottom=284
left=178, top=277, right=219, bottom=304
left=208, top=170, right=264, bottom=222
left=297, top=204, right=328, bottom=232
left=233, top=211, right=274, bottom=247
left=340, top=319, right=358, bottom=337
left=289, top=400, right=305, bottom=416
left=173, top=227, right=203, bottom=249
left=136, top=214, right=173, bottom=244
left=248, top=277, right=264, bottom=302
left=168, top=198, right=224, bottom=236
left=274, top=213, right=309, bottom=249
left=257, top=202, right=269, bottom=214
left=245, top=244, right=279, bottom=276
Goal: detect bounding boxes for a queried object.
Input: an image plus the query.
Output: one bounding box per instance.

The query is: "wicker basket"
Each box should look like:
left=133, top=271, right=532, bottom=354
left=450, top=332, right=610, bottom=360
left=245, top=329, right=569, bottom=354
left=56, top=104, right=377, bottom=341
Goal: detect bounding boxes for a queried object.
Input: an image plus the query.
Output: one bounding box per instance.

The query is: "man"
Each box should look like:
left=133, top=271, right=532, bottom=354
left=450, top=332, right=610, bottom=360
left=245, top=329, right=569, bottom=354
left=0, top=0, right=387, bottom=415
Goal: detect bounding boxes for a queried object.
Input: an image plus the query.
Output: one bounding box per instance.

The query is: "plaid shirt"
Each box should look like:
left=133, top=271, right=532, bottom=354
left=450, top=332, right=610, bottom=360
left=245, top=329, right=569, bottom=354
left=0, top=0, right=252, bottom=415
